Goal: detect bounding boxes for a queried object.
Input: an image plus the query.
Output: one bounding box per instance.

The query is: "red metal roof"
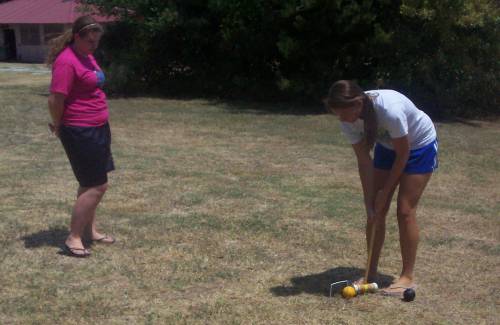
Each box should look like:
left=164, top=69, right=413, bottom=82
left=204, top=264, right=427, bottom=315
left=0, top=0, right=113, bottom=24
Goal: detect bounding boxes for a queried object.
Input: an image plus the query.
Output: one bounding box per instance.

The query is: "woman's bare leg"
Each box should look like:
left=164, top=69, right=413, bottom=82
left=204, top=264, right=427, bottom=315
left=65, top=183, right=108, bottom=254
left=383, top=172, right=431, bottom=292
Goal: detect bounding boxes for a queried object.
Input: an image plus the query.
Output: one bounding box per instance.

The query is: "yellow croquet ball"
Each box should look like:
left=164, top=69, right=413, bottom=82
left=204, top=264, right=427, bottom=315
left=342, top=286, right=357, bottom=299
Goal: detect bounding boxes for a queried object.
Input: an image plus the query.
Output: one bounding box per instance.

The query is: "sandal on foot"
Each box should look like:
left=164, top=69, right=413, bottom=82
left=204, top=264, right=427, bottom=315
left=93, top=235, right=115, bottom=244
left=381, top=283, right=417, bottom=296
left=63, top=244, right=91, bottom=258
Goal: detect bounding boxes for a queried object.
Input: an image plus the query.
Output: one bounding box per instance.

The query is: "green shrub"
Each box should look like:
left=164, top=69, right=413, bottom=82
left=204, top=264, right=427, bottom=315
left=84, top=0, right=499, bottom=117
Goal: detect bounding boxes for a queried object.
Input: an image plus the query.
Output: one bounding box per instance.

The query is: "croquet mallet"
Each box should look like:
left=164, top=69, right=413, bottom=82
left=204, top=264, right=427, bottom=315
left=329, top=221, right=379, bottom=298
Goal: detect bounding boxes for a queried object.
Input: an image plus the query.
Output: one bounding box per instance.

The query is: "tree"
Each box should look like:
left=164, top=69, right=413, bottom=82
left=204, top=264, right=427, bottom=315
left=83, top=0, right=499, bottom=117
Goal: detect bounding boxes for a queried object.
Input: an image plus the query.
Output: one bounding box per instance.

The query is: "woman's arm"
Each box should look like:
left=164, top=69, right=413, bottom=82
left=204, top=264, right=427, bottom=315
left=374, top=135, right=410, bottom=215
left=47, top=93, right=66, bottom=136
left=352, top=141, right=375, bottom=219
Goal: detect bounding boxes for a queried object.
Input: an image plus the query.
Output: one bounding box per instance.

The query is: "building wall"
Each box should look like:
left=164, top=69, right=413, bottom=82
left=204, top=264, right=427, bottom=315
left=17, top=44, right=49, bottom=62
left=2, top=23, right=105, bottom=63
left=14, top=24, right=46, bottom=62
left=0, top=23, right=68, bottom=62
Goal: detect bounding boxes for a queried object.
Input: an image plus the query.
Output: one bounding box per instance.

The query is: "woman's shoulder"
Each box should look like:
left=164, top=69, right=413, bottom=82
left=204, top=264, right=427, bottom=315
left=53, top=46, right=77, bottom=67
left=371, top=89, right=416, bottom=105
left=365, top=89, right=404, bottom=99
left=365, top=90, right=406, bottom=122
left=368, top=89, right=412, bottom=110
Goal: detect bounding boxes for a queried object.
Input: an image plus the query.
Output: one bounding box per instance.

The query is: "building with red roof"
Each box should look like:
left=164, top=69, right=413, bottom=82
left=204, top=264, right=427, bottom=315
left=0, top=0, right=113, bottom=62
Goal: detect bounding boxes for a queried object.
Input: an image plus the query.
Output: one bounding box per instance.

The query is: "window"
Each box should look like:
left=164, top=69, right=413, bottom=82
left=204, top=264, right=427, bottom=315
left=20, top=24, right=40, bottom=45
left=44, top=24, right=65, bottom=44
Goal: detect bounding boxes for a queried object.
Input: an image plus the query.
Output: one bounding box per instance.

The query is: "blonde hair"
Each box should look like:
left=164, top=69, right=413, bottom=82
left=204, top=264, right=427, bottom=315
left=324, top=80, right=378, bottom=151
left=46, top=15, right=103, bottom=66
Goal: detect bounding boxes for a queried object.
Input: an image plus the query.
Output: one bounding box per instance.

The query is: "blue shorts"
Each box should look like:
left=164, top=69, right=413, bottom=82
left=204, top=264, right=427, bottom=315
left=373, top=139, right=438, bottom=174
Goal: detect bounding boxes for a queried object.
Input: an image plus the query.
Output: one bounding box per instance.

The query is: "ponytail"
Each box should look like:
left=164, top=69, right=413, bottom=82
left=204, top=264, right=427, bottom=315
left=361, top=95, right=377, bottom=151
left=46, top=29, right=73, bottom=66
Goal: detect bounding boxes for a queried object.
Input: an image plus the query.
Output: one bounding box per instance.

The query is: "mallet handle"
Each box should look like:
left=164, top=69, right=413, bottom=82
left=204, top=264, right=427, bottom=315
left=364, top=222, right=377, bottom=283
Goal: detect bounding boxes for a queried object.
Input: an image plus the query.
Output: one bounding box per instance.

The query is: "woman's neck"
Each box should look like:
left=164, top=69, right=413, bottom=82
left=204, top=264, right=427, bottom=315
left=71, top=44, right=88, bottom=58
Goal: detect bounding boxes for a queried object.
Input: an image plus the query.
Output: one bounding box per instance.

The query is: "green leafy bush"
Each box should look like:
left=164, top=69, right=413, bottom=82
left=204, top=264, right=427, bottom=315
left=84, top=0, right=499, bottom=117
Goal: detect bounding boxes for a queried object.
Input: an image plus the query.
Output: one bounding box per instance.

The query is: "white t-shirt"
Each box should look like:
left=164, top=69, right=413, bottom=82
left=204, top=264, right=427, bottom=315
left=340, top=89, right=436, bottom=150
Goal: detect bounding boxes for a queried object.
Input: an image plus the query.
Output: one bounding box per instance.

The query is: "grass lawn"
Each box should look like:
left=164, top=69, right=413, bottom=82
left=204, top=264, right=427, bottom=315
left=0, top=63, right=499, bottom=324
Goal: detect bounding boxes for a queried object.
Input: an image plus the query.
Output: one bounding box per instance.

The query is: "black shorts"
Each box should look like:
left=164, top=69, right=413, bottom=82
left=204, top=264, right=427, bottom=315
left=59, top=123, right=115, bottom=187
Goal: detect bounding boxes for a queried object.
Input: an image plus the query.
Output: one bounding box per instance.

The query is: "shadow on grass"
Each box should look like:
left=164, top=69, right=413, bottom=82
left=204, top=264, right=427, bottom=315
left=270, top=266, right=394, bottom=297
left=213, top=100, right=325, bottom=116
left=107, top=91, right=326, bottom=116
left=21, top=226, right=68, bottom=249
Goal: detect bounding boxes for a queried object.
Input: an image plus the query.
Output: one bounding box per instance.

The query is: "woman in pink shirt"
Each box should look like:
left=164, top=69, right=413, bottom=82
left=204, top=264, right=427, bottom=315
left=47, top=16, right=115, bottom=257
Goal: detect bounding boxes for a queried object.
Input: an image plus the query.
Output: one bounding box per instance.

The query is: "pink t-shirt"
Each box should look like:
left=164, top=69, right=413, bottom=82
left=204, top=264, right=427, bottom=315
left=50, top=46, right=108, bottom=127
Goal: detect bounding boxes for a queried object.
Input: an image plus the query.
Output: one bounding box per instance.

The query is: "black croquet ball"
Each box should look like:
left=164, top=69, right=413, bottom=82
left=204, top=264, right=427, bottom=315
left=403, top=288, right=416, bottom=302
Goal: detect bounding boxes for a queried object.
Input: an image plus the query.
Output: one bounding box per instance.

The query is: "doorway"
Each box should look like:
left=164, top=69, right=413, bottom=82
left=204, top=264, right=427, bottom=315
left=3, top=29, right=17, bottom=60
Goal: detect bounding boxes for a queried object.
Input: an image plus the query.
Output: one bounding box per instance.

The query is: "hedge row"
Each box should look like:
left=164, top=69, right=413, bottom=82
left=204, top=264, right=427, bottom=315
left=85, top=0, right=499, bottom=117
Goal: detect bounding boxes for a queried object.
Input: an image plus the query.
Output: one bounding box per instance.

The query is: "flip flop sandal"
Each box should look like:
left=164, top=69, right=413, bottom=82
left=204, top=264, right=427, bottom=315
left=63, top=244, right=91, bottom=258
left=381, top=284, right=417, bottom=297
left=93, top=235, right=115, bottom=244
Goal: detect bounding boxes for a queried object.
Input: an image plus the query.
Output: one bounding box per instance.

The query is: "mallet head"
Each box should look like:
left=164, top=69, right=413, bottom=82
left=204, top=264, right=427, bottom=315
left=342, top=286, right=357, bottom=299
